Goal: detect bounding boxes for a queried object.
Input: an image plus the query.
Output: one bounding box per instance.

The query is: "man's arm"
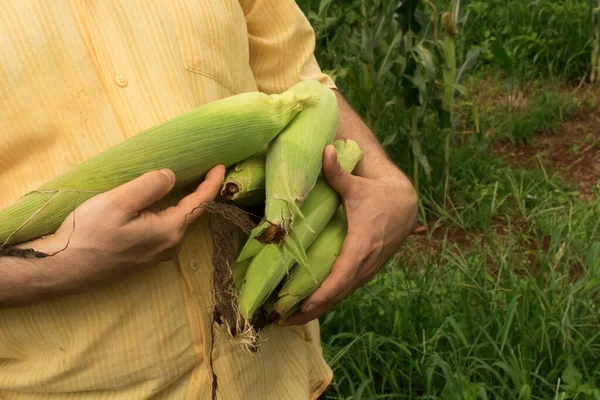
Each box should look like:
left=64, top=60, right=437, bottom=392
left=0, top=255, right=57, bottom=306
left=0, top=166, right=225, bottom=308
left=331, top=90, right=409, bottom=180
left=285, top=90, right=418, bottom=326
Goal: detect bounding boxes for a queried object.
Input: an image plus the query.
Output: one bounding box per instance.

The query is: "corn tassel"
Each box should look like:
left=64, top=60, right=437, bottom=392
left=0, top=91, right=312, bottom=246
left=237, top=139, right=362, bottom=321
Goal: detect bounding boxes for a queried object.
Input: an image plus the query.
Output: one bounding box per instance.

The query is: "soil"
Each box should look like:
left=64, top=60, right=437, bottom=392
left=492, top=91, right=600, bottom=201
left=405, top=84, right=599, bottom=280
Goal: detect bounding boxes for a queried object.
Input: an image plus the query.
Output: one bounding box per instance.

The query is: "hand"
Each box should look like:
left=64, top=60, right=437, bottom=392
left=284, top=145, right=417, bottom=326
left=23, top=166, right=225, bottom=296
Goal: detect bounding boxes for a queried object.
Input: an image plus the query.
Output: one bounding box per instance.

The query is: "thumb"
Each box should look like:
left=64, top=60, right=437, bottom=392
left=108, top=169, right=177, bottom=217
left=170, top=164, right=226, bottom=230
left=322, top=144, right=355, bottom=197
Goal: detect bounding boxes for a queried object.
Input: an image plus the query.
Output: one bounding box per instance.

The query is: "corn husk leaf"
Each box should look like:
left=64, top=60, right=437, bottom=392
left=0, top=91, right=311, bottom=246
left=275, top=206, right=348, bottom=321
left=252, top=80, right=339, bottom=243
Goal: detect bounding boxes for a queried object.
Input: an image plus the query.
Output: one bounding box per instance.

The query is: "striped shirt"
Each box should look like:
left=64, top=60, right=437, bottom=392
left=0, top=1, right=335, bottom=398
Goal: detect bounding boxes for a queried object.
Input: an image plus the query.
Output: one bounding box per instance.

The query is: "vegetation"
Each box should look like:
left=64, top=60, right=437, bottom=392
left=296, top=0, right=600, bottom=398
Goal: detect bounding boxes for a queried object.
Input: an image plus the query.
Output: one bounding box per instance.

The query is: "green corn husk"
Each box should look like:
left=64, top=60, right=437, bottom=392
left=274, top=206, right=347, bottom=321
left=236, top=138, right=361, bottom=263
left=237, top=230, right=266, bottom=262
left=0, top=90, right=312, bottom=246
left=237, top=139, right=362, bottom=322
left=220, top=152, right=266, bottom=207
left=251, top=79, right=339, bottom=244
left=232, top=258, right=251, bottom=291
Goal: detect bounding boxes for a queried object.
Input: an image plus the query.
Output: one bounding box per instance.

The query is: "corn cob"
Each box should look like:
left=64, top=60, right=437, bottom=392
left=236, top=138, right=362, bottom=264
left=220, top=152, right=266, bottom=207
left=0, top=91, right=312, bottom=246
left=274, top=206, right=347, bottom=321
left=237, top=139, right=362, bottom=321
left=251, top=80, right=339, bottom=245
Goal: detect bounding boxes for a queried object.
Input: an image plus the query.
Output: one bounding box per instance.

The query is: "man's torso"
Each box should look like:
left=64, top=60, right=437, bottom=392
left=0, top=1, right=331, bottom=398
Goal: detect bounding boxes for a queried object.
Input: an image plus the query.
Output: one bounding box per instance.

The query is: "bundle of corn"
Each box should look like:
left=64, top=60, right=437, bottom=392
left=0, top=77, right=356, bottom=350
left=0, top=90, right=314, bottom=248
left=226, top=139, right=361, bottom=343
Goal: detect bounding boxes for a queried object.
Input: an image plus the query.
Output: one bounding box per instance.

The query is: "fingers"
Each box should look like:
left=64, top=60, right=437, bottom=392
left=322, top=144, right=356, bottom=197
left=160, top=165, right=226, bottom=230
left=283, top=234, right=366, bottom=326
left=107, top=169, right=177, bottom=219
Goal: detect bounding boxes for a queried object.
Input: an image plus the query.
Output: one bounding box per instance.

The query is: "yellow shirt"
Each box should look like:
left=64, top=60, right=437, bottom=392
left=0, top=1, right=336, bottom=399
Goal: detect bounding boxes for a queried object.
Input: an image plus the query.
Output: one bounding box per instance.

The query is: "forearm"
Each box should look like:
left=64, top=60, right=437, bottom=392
left=0, top=254, right=56, bottom=307
left=0, top=236, right=69, bottom=307
left=332, top=89, right=408, bottom=181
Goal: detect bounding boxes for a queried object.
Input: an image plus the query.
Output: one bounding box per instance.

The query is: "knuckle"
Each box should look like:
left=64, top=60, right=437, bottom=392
left=166, top=230, right=184, bottom=249
left=114, top=198, right=135, bottom=213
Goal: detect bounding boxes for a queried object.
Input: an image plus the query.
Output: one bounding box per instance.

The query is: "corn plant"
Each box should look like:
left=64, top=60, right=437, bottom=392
left=440, top=2, right=458, bottom=208
left=299, top=0, right=484, bottom=202
left=394, top=0, right=438, bottom=192
left=592, top=0, right=600, bottom=83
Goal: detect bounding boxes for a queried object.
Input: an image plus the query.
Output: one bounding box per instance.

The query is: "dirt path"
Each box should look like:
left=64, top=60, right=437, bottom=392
left=405, top=85, right=599, bottom=269
left=493, top=87, right=600, bottom=200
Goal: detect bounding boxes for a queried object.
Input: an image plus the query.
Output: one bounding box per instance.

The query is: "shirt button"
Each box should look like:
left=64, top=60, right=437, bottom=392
left=115, top=75, right=128, bottom=87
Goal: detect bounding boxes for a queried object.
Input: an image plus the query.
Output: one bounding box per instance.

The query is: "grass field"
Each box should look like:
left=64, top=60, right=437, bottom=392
left=297, top=0, right=600, bottom=398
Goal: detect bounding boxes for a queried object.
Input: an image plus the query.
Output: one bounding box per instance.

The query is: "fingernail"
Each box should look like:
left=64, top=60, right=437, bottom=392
left=302, top=302, right=318, bottom=314
left=159, top=169, right=176, bottom=185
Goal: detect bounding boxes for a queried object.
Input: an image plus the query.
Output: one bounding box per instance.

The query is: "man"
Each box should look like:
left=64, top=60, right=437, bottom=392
left=0, top=1, right=417, bottom=399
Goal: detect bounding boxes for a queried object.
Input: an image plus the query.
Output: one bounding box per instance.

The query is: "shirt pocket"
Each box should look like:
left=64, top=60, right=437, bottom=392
left=168, top=0, right=253, bottom=94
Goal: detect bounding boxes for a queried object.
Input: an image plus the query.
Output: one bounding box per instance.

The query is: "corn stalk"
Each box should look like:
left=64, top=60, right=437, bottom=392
left=441, top=1, right=459, bottom=210
left=592, top=0, right=600, bottom=84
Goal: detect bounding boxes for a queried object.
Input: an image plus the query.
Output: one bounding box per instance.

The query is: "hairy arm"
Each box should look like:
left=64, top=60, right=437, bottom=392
left=0, top=250, right=60, bottom=307
left=0, top=166, right=224, bottom=308
left=331, top=89, right=408, bottom=181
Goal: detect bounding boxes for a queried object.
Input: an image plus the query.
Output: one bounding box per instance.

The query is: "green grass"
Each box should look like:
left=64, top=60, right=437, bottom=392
left=317, top=97, right=600, bottom=397
left=320, top=188, right=600, bottom=399
left=430, top=0, right=594, bottom=82
left=483, top=90, right=579, bottom=145
left=317, top=87, right=600, bottom=397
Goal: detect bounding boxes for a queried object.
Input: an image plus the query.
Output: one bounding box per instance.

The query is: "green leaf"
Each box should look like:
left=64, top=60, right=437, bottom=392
left=518, top=384, right=531, bottom=400
left=562, top=364, right=583, bottom=387
left=490, top=41, right=515, bottom=93
left=407, top=72, right=428, bottom=105
left=410, top=137, right=432, bottom=176
left=456, top=46, right=485, bottom=84
left=414, top=44, right=436, bottom=79
left=318, top=0, right=333, bottom=15
left=376, top=30, right=403, bottom=84
left=281, top=231, right=313, bottom=281
left=396, top=0, right=422, bottom=35
left=381, top=132, right=397, bottom=148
